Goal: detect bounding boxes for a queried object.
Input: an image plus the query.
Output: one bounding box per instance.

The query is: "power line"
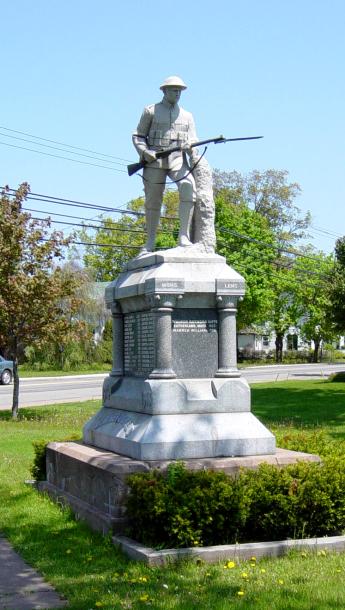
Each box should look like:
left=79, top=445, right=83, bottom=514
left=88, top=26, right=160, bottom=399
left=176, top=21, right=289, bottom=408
left=0, top=132, right=128, bottom=167
left=62, top=232, right=331, bottom=282
left=5, top=187, right=178, bottom=219
left=21, top=206, right=146, bottom=227
left=25, top=199, right=323, bottom=269
left=5, top=188, right=339, bottom=257
left=3, top=212, right=329, bottom=284
left=39, top=237, right=143, bottom=250
left=310, top=224, right=342, bottom=239
left=28, top=214, right=331, bottom=279
left=30, top=216, right=172, bottom=236
left=1, top=187, right=336, bottom=272
left=32, top=217, right=144, bottom=233
left=2, top=127, right=341, bottom=246
left=0, top=141, right=128, bottom=173
left=70, top=239, right=143, bottom=250
left=0, top=125, right=131, bottom=163
left=5, top=188, right=144, bottom=216
left=23, top=207, right=108, bottom=223
left=217, top=247, right=330, bottom=281
left=233, top=259, right=328, bottom=290
left=54, top=236, right=327, bottom=284
left=216, top=226, right=334, bottom=264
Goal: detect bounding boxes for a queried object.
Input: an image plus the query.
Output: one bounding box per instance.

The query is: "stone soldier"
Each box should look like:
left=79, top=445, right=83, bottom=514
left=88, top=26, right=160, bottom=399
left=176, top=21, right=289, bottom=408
left=132, top=76, right=198, bottom=253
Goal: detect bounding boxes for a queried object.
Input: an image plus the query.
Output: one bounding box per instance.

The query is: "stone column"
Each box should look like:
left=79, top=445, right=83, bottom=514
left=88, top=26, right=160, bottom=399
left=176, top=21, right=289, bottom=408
left=149, top=294, right=177, bottom=379
left=215, top=296, right=240, bottom=377
left=110, top=302, right=124, bottom=377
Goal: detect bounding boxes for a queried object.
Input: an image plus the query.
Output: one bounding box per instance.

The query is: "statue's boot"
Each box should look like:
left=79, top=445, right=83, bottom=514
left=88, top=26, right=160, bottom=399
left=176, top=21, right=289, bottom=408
left=178, top=200, right=194, bottom=247
left=140, top=208, right=161, bottom=253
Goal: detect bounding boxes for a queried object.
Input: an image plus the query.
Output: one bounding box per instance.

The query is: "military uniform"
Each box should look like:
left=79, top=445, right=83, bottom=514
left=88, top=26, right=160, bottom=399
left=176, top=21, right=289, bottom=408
left=132, top=80, right=197, bottom=252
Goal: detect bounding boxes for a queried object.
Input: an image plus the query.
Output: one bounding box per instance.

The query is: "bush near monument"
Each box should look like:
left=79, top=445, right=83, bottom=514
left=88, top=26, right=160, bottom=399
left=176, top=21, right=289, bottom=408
left=125, top=380, right=345, bottom=549
left=126, top=457, right=345, bottom=549
left=329, top=371, right=345, bottom=383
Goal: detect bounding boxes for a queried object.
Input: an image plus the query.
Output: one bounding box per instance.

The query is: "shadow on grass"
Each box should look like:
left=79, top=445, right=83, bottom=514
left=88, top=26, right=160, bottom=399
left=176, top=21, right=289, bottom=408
left=0, top=401, right=100, bottom=423
left=0, top=408, right=61, bottom=422
left=252, top=380, right=345, bottom=438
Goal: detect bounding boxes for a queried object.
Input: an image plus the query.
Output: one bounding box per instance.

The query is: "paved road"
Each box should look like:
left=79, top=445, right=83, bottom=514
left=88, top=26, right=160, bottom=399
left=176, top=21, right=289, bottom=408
left=0, top=364, right=344, bottom=410
left=0, top=374, right=106, bottom=410
left=241, top=362, right=345, bottom=383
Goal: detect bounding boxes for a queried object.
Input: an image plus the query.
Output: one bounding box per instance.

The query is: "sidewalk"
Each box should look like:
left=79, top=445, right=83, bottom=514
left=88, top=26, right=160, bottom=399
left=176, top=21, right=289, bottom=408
left=0, top=536, right=66, bottom=610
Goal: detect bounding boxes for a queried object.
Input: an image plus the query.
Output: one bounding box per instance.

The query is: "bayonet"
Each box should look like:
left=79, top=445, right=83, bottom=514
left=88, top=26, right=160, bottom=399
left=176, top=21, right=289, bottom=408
left=127, top=135, right=263, bottom=176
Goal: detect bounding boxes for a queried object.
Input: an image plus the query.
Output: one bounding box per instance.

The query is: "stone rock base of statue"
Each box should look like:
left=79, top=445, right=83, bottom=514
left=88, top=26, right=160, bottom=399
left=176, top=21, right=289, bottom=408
left=83, top=248, right=276, bottom=460
left=42, top=442, right=320, bottom=535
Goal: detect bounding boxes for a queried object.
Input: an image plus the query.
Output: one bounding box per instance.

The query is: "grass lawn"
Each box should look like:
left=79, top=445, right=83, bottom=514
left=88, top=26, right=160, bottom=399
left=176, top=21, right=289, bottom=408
left=252, top=379, right=345, bottom=451
left=19, top=364, right=111, bottom=377
left=0, top=381, right=345, bottom=609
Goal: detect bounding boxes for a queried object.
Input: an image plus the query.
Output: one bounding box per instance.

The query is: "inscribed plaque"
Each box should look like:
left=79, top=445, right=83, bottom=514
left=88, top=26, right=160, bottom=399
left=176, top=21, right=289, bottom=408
left=124, top=311, right=156, bottom=376
left=172, top=309, right=218, bottom=378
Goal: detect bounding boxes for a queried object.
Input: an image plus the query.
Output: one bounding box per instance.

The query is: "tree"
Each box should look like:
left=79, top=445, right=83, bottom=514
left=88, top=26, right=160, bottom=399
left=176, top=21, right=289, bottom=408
left=329, top=236, right=345, bottom=333
left=294, top=250, right=336, bottom=362
left=0, top=184, right=84, bottom=417
left=267, top=265, right=304, bottom=362
left=81, top=194, right=179, bottom=280
left=213, top=169, right=316, bottom=362
left=215, top=193, right=277, bottom=329
left=23, top=261, right=111, bottom=371
left=213, top=168, right=311, bottom=245
left=81, top=198, right=146, bottom=281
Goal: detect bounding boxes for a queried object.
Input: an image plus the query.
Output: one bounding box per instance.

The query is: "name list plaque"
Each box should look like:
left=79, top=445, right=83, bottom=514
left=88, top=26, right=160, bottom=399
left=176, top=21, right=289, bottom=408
left=172, top=309, right=218, bottom=378
left=124, top=311, right=156, bottom=376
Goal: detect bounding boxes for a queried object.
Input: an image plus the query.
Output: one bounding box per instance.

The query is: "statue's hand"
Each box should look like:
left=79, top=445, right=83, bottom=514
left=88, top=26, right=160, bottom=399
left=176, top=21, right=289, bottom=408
left=180, top=142, right=193, bottom=154
left=143, top=150, right=157, bottom=163
left=189, top=147, right=200, bottom=162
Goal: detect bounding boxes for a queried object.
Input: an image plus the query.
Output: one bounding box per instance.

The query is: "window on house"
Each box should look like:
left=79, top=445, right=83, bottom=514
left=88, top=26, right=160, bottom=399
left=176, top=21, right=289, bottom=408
left=262, top=335, right=270, bottom=347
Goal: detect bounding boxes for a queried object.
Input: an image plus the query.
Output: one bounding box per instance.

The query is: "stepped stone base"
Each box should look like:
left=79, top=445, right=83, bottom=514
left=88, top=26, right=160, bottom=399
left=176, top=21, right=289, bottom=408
left=83, top=407, right=275, bottom=461
left=43, top=441, right=321, bottom=534
left=87, top=249, right=277, bottom=461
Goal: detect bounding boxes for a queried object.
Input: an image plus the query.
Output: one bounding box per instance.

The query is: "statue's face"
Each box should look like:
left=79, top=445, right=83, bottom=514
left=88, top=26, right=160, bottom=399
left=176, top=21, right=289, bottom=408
left=163, top=87, right=182, bottom=105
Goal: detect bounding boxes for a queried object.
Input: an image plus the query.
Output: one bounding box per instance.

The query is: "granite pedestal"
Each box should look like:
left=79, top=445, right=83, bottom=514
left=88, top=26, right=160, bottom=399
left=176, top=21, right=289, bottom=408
left=42, top=442, right=320, bottom=535
left=83, top=248, right=276, bottom=460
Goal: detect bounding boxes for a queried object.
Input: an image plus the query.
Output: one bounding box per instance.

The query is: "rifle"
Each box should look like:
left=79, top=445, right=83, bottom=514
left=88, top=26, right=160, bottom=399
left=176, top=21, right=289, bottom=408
left=127, top=135, right=263, bottom=176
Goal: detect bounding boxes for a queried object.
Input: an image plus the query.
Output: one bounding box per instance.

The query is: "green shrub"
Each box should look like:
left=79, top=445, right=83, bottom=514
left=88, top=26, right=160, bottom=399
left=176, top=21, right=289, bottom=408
left=31, top=435, right=80, bottom=481
left=241, top=458, right=345, bottom=541
left=126, top=458, right=345, bottom=548
left=30, top=440, right=49, bottom=481
left=328, top=371, right=345, bottom=383
left=126, top=462, right=251, bottom=548
left=275, top=427, right=345, bottom=457
left=282, top=350, right=311, bottom=364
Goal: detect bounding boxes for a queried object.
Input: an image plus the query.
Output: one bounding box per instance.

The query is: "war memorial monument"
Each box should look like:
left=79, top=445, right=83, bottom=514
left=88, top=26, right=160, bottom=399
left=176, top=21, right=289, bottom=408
left=83, top=75, right=275, bottom=460
left=44, top=77, right=318, bottom=533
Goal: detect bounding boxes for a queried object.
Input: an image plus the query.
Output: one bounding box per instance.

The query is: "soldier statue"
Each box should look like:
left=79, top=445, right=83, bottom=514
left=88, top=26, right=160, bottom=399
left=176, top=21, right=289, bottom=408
left=132, top=76, right=198, bottom=254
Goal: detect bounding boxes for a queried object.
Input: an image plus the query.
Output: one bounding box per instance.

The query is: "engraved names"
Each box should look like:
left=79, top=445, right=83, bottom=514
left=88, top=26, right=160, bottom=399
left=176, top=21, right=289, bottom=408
left=173, top=319, right=218, bottom=333
left=124, top=312, right=155, bottom=376
left=172, top=309, right=218, bottom=378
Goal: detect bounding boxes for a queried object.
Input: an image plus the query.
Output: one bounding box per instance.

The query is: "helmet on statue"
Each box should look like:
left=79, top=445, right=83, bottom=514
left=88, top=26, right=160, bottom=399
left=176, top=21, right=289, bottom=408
left=159, top=76, right=187, bottom=90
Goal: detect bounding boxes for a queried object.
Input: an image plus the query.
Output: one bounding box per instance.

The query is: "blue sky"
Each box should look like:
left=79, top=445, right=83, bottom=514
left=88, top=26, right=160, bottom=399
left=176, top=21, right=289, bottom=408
left=2, top=0, right=344, bottom=253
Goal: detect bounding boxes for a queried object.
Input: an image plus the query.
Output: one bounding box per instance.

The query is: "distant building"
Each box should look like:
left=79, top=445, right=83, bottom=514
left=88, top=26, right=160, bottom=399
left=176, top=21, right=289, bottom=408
left=237, top=326, right=309, bottom=356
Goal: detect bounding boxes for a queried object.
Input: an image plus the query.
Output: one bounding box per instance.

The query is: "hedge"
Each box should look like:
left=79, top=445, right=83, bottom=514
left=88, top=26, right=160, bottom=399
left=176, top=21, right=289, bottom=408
left=126, top=458, right=345, bottom=548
